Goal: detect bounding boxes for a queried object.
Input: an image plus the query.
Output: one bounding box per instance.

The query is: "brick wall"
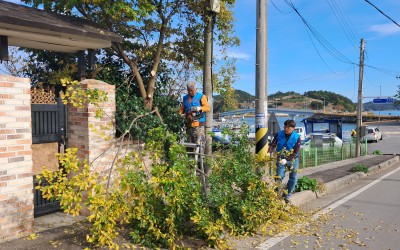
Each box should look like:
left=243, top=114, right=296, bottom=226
left=0, top=75, right=34, bottom=242
left=67, top=79, right=117, bottom=174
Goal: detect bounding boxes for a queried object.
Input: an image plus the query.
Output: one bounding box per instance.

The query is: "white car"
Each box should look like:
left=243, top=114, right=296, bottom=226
left=301, top=133, right=343, bottom=150
left=362, top=127, right=382, bottom=143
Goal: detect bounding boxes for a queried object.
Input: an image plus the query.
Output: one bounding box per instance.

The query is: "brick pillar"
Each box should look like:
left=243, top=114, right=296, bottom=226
left=0, top=75, right=34, bottom=242
left=67, top=79, right=116, bottom=174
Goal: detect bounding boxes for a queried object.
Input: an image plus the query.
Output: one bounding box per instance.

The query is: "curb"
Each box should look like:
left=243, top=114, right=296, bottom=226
left=290, top=155, right=400, bottom=207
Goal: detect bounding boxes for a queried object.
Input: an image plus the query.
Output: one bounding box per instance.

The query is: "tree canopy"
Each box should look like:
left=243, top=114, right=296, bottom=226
left=22, top=0, right=238, bottom=109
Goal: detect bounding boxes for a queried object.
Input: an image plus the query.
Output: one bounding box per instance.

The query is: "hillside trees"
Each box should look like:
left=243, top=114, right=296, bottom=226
left=305, top=90, right=355, bottom=112
left=21, top=0, right=239, bottom=136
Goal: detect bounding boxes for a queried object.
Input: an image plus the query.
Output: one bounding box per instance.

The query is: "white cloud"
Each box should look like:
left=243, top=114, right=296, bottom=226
left=226, top=51, right=252, bottom=60
left=369, top=23, right=400, bottom=36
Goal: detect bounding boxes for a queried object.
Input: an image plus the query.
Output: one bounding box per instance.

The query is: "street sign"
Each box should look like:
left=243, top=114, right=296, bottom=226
left=372, top=98, right=394, bottom=104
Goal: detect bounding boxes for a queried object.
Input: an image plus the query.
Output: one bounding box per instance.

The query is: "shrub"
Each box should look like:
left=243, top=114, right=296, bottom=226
left=351, top=164, right=369, bottom=173
left=372, top=150, right=383, bottom=155
left=295, top=176, right=318, bottom=192
left=36, top=126, right=303, bottom=249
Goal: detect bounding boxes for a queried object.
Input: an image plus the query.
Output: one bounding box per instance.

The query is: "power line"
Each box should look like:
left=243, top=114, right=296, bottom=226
left=364, top=64, right=400, bottom=77
left=363, top=0, right=400, bottom=28
left=269, top=0, right=292, bottom=14
left=283, top=0, right=355, bottom=67
left=326, top=0, right=359, bottom=53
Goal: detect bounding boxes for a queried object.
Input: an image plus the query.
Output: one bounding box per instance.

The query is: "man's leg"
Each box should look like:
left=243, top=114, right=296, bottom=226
left=194, top=126, right=205, bottom=145
left=275, top=161, right=286, bottom=183
left=186, top=126, right=196, bottom=143
left=285, top=158, right=299, bottom=199
left=274, top=161, right=286, bottom=196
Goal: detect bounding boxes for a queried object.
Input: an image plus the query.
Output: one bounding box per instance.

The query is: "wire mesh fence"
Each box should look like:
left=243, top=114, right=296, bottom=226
left=299, top=141, right=368, bottom=169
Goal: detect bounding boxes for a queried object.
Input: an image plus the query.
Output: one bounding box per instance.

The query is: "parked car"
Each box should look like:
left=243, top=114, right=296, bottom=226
left=301, top=133, right=343, bottom=150
left=362, top=127, right=382, bottom=143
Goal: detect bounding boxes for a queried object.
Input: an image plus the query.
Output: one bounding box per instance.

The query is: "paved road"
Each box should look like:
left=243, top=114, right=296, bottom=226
left=365, top=121, right=400, bottom=155
left=258, top=163, right=400, bottom=249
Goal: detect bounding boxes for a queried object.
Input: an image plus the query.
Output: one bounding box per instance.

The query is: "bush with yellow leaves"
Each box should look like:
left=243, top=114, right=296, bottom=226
left=36, top=81, right=303, bottom=249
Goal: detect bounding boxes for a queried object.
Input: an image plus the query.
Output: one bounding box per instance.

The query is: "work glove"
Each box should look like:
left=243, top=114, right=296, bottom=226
left=190, top=106, right=201, bottom=112
left=279, top=159, right=287, bottom=165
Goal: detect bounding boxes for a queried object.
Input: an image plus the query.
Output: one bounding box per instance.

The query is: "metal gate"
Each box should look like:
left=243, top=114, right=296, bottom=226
left=31, top=94, right=67, bottom=217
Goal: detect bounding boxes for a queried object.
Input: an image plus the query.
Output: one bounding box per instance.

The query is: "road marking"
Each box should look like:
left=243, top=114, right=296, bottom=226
left=385, top=132, right=400, bottom=134
left=256, top=166, right=400, bottom=249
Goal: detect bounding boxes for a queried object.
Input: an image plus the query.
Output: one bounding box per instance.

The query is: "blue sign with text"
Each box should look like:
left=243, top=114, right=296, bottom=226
left=372, top=98, right=394, bottom=104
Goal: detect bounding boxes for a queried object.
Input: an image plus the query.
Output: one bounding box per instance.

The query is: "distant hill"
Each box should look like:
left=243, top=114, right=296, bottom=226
left=214, top=89, right=363, bottom=113
left=214, top=89, right=255, bottom=103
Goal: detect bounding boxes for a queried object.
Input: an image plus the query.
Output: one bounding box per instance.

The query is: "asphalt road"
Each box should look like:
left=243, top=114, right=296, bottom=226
left=258, top=162, right=400, bottom=250
left=365, top=121, right=400, bottom=155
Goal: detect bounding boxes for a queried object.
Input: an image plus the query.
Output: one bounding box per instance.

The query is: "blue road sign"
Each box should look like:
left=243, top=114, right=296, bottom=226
left=372, top=98, right=394, bottom=104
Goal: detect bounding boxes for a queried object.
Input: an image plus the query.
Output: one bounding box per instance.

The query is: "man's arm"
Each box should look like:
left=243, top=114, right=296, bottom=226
left=178, top=104, right=185, bottom=115
left=200, top=95, right=210, bottom=113
left=286, top=136, right=301, bottom=161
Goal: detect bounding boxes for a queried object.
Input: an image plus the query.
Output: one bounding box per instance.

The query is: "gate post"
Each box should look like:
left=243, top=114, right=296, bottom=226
left=67, top=79, right=116, bottom=174
left=0, top=75, right=34, bottom=242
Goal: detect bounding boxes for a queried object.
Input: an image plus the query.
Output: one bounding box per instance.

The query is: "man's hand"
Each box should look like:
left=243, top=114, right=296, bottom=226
left=279, top=159, right=287, bottom=165
left=185, top=112, right=193, bottom=122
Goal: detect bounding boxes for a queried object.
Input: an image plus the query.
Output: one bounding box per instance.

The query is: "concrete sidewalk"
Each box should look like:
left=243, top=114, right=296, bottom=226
left=1, top=155, right=399, bottom=249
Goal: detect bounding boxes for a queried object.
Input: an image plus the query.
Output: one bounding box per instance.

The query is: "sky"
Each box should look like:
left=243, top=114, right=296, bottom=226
left=2, top=0, right=400, bottom=103
left=229, top=0, right=400, bottom=102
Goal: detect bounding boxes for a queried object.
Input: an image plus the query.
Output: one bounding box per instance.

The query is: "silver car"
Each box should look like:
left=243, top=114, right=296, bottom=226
left=362, top=127, right=382, bottom=143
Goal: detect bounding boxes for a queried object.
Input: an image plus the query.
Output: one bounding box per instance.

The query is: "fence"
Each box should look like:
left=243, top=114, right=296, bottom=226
left=299, top=141, right=368, bottom=168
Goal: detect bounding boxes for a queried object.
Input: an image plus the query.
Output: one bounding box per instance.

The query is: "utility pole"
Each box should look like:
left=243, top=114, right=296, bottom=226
left=356, top=38, right=365, bottom=157
left=203, top=0, right=219, bottom=195
left=379, top=85, right=381, bottom=121
left=255, top=0, right=268, bottom=158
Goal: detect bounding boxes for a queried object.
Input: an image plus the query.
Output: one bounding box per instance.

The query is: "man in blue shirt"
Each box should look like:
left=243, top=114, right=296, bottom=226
left=268, top=119, right=301, bottom=203
left=178, top=82, right=210, bottom=143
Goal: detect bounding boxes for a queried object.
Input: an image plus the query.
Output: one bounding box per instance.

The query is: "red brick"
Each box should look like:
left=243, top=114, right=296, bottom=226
left=0, top=198, right=17, bottom=206
left=7, top=146, right=24, bottom=151
left=18, top=184, right=32, bottom=190
left=16, top=139, right=31, bottom=144
left=16, top=129, right=30, bottom=134
left=0, top=82, right=14, bottom=87
left=17, top=150, right=32, bottom=156
left=0, top=152, right=15, bottom=158
left=0, top=182, right=7, bottom=187
left=0, top=94, right=13, bottom=99
left=0, top=147, right=6, bottom=152
left=0, top=129, right=15, bottom=135
left=19, top=205, right=34, bottom=213
left=0, top=175, right=16, bottom=181
left=7, top=134, right=24, bottom=140
left=17, top=173, right=32, bottom=179
left=16, top=117, right=30, bottom=122
left=15, top=106, right=30, bottom=111
left=0, top=111, right=5, bottom=116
